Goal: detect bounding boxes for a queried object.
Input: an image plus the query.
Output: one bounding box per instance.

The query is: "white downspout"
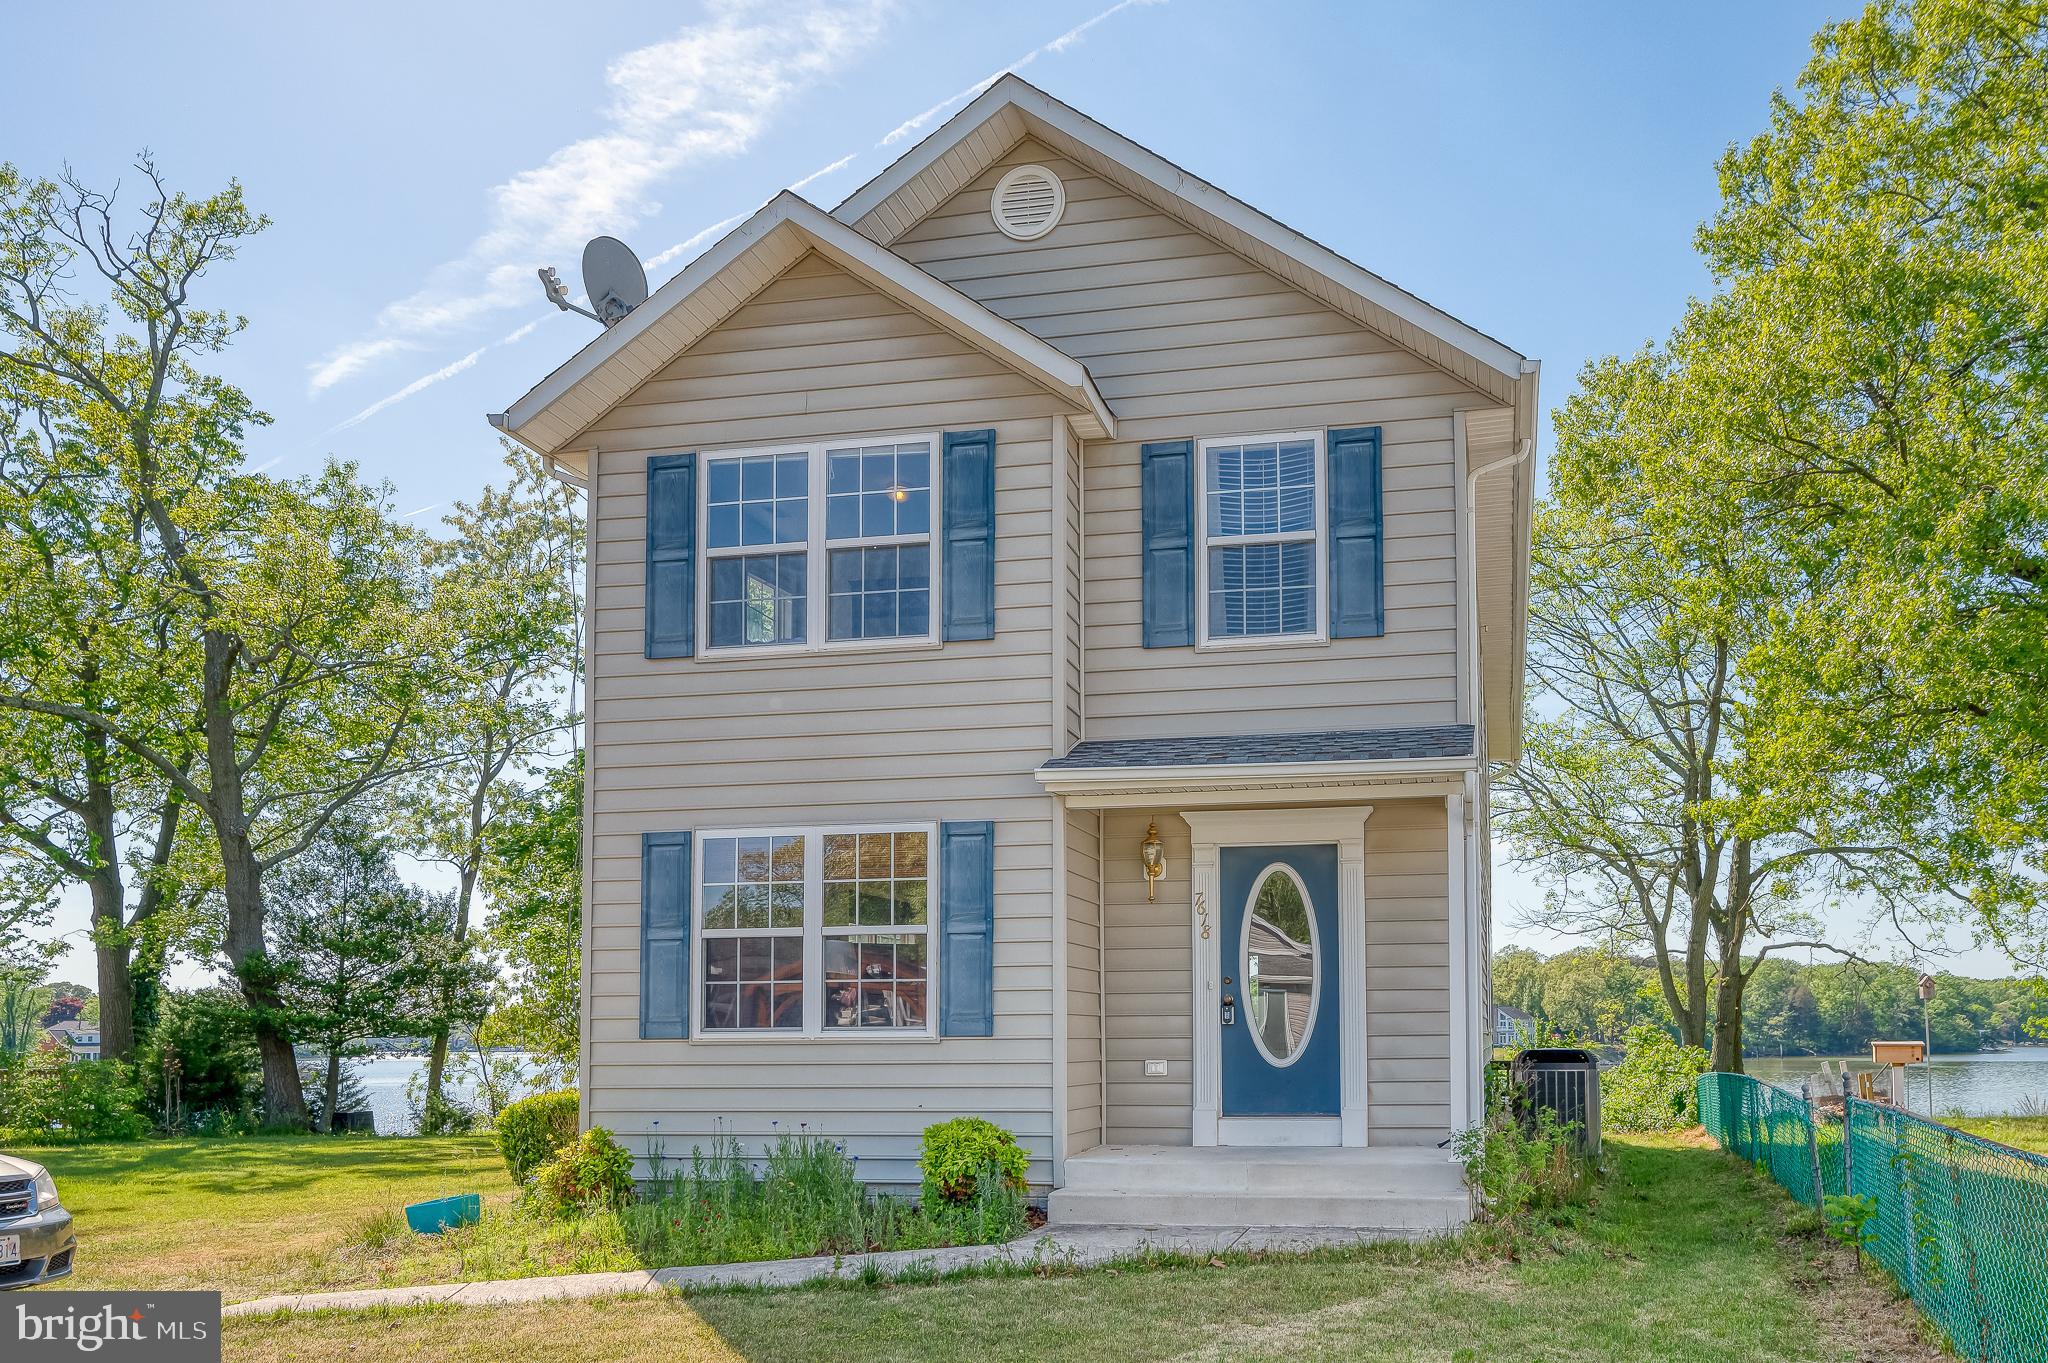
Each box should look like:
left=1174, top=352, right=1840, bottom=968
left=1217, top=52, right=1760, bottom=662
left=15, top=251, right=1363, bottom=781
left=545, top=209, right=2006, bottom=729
left=1458, top=436, right=1532, bottom=1129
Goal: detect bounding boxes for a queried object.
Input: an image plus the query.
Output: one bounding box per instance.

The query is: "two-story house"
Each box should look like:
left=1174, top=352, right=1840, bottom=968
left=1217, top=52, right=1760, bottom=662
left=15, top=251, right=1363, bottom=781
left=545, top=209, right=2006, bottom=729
left=493, top=76, right=1535, bottom=1230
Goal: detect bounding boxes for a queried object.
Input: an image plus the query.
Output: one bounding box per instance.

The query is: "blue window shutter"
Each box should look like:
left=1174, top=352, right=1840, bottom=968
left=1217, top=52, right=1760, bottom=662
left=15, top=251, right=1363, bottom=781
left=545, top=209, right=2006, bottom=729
left=941, top=429, right=997, bottom=640
left=1141, top=439, right=1196, bottom=647
left=645, top=453, right=697, bottom=658
left=641, top=831, right=692, bottom=1038
left=939, top=820, right=995, bottom=1037
left=1326, top=426, right=1384, bottom=638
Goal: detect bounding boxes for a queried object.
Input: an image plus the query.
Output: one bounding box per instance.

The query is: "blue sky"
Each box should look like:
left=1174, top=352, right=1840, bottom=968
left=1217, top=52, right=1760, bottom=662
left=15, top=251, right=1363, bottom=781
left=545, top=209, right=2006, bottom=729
left=12, top=0, right=2014, bottom=982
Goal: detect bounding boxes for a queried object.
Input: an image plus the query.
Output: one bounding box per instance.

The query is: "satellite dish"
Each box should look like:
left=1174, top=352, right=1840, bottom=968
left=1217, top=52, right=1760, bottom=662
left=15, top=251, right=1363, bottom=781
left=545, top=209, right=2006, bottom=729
left=581, top=236, right=648, bottom=327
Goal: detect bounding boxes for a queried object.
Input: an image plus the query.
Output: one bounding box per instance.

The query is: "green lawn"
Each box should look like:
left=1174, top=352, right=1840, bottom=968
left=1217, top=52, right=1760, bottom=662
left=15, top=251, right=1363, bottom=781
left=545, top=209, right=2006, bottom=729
left=214, top=1133, right=1942, bottom=1363
left=1950, top=1113, right=2048, bottom=1155
left=21, top=1134, right=521, bottom=1299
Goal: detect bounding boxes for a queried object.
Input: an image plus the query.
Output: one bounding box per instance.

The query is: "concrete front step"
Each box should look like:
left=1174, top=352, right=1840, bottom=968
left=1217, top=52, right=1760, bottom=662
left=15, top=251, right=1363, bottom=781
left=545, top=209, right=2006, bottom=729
left=1049, top=1144, right=1473, bottom=1231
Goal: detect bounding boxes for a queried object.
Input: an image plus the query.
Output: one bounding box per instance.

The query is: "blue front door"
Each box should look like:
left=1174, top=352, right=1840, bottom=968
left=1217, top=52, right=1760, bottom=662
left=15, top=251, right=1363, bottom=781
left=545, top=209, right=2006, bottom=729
left=1219, top=843, right=1340, bottom=1117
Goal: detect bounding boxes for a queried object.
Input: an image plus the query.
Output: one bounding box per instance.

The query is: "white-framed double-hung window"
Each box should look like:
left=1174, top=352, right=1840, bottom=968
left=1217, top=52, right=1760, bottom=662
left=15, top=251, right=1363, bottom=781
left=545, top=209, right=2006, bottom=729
left=696, top=823, right=935, bottom=1036
left=700, top=434, right=936, bottom=654
left=1195, top=430, right=1327, bottom=645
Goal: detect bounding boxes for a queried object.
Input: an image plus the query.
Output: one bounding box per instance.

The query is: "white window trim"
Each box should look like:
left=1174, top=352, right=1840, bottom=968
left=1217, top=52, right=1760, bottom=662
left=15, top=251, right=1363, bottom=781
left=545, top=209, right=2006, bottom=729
left=696, top=431, right=943, bottom=659
left=690, top=821, right=940, bottom=1041
left=1193, top=429, right=1329, bottom=650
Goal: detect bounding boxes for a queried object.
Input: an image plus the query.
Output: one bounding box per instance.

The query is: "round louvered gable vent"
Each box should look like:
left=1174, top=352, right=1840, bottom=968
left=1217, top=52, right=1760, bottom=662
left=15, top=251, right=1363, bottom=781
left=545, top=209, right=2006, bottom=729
left=991, top=165, right=1065, bottom=241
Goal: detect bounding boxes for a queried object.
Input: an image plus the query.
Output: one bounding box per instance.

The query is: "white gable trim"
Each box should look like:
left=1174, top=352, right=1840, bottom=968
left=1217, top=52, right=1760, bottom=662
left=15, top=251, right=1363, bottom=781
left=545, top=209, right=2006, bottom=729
left=495, top=190, right=1116, bottom=455
left=834, top=75, right=1532, bottom=402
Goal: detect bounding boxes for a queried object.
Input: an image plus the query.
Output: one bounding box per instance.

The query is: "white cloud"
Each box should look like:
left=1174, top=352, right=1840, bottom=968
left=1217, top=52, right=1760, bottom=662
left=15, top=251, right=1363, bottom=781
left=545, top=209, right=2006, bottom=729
left=643, top=211, right=752, bottom=274
left=401, top=503, right=442, bottom=520
left=334, top=347, right=488, bottom=431
left=308, top=0, right=893, bottom=394
left=307, top=338, right=419, bottom=393
left=877, top=0, right=1166, bottom=147
left=789, top=151, right=859, bottom=192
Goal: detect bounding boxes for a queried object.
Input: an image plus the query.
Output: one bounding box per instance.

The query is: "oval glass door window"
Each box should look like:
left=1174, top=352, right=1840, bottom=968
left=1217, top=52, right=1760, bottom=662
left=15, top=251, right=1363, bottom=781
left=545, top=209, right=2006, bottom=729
left=1242, top=866, right=1318, bottom=1065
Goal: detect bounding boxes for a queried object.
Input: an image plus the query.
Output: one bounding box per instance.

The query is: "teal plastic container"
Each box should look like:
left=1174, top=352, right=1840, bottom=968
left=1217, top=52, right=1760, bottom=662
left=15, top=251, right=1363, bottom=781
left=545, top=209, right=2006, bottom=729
left=404, top=1193, right=481, bottom=1234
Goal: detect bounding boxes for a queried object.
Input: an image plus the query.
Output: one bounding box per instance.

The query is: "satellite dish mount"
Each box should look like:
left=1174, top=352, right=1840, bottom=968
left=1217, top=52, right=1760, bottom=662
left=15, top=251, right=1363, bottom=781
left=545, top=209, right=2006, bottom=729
left=538, top=235, right=649, bottom=328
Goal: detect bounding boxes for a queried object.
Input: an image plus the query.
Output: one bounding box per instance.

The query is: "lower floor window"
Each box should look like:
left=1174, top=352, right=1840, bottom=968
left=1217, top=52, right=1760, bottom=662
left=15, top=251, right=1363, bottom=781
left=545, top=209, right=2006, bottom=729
left=698, top=825, right=934, bottom=1035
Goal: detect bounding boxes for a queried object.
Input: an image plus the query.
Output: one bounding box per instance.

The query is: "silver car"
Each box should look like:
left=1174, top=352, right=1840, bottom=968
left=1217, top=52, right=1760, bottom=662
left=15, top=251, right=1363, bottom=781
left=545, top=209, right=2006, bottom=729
left=0, top=1154, right=76, bottom=1289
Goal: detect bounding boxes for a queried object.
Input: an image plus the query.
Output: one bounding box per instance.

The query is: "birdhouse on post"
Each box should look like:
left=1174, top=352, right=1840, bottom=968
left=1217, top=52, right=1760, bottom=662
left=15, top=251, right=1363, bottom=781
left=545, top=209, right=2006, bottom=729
left=1870, top=1039, right=1925, bottom=1105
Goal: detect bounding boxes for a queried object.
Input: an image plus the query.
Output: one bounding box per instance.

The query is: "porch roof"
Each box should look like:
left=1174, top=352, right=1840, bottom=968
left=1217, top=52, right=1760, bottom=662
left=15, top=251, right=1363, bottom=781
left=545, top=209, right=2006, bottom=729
left=1040, top=726, right=1474, bottom=771
left=1034, top=726, right=1476, bottom=808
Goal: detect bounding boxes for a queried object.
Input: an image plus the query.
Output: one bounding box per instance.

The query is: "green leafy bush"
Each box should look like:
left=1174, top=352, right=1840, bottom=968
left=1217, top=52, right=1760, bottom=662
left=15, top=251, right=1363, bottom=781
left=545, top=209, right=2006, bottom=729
left=52, top=1058, right=148, bottom=1140
left=918, top=1117, right=1028, bottom=1210
left=0, top=1046, right=148, bottom=1141
left=1603, top=1025, right=1710, bottom=1132
left=497, top=1089, right=580, bottom=1182
left=530, top=1127, right=635, bottom=1214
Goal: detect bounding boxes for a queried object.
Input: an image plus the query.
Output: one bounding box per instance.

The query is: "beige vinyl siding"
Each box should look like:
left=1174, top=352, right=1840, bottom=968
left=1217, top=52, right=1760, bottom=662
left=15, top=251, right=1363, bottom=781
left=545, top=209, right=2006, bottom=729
left=1362, top=799, right=1453, bottom=1144
left=1101, top=810, right=1194, bottom=1145
left=892, top=141, right=1491, bottom=741
left=581, top=252, right=1073, bottom=1186
left=1093, top=802, right=1452, bottom=1147
left=1064, top=808, right=1104, bottom=1155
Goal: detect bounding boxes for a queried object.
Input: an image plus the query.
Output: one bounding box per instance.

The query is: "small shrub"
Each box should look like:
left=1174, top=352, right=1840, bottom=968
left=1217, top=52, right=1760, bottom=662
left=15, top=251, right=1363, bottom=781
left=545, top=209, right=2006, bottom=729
left=918, top=1117, right=1029, bottom=1210
left=1454, top=1096, right=1596, bottom=1231
left=1603, top=1025, right=1710, bottom=1132
left=925, top=1158, right=1029, bottom=1244
left=51, top=1059, right=148, bottom=1140
left=1824, top=1192, right=1877, bottom=1266
left=497, top=1090, right=581, bottom=1182
left=531, top=1127, right=635, bottom=1214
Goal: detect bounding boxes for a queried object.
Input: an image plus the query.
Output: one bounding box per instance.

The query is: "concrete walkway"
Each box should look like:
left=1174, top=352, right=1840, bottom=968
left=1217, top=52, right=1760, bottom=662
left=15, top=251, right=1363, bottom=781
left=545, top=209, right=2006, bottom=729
left=223, top=1224, right=1420, bottom=1318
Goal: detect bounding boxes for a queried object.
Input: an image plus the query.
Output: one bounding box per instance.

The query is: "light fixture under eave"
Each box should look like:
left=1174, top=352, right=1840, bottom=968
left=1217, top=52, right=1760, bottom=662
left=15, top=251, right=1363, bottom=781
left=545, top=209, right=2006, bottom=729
left=1141, top=820, right=1165, bottom=902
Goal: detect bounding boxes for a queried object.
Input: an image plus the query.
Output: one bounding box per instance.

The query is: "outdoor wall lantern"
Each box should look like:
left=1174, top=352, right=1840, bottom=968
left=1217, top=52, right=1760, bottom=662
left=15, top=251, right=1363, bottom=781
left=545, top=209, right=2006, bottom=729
left=1140, top=820, right=1165, bottom=901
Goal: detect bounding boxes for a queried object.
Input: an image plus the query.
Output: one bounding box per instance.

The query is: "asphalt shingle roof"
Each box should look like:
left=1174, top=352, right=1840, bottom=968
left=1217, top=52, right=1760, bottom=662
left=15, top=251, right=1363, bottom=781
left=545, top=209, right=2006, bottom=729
left=1039, top=725, right=1475, bottom=771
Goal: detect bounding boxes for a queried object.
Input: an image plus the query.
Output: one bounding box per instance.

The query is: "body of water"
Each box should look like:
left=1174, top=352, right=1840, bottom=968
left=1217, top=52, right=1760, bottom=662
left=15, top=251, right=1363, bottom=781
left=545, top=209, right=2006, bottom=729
left=1746, top=1048, right=2048, bottom=1117
left=344, top=1052, right=545, bottom=1135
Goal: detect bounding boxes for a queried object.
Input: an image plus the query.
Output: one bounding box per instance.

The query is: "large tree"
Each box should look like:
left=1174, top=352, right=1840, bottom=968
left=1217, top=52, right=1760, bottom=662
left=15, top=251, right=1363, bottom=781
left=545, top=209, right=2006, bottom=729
left=1682, top=0, right=2048, bottom=964
left=1497, top=351, right=1968, bottom=1071
left=0, top=160, right=447, bottom=1123
left=402, top=445, right=581, bottom=1125
left=0, top=367, right=204, bottom=1060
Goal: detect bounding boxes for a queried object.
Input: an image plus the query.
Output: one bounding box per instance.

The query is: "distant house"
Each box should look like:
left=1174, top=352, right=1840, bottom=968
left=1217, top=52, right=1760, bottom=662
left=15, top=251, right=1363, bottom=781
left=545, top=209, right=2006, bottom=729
left=44, top=1021, right=100, bottom=1063
left=1493, top=1005, right=1535, bottom=1050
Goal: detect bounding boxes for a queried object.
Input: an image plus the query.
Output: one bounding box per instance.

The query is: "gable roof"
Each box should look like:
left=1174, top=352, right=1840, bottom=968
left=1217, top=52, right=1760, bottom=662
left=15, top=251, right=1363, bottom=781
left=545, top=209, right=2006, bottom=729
left=493, top=190, right=1116, bottom=462
left=834, top=74, right=1537, bottom=409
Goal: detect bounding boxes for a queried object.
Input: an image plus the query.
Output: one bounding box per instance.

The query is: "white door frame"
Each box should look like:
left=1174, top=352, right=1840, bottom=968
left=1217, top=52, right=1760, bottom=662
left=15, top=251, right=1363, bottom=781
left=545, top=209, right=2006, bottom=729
left=1183, top=807, right=1372, bottom=1147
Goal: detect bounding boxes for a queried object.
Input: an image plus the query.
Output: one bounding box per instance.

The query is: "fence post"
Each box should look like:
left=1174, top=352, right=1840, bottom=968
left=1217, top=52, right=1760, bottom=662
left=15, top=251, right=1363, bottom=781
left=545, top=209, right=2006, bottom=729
left=1801, top=1081, right=1824, bottom=1211
left=1841, top=1073, right=1854, bottom=1198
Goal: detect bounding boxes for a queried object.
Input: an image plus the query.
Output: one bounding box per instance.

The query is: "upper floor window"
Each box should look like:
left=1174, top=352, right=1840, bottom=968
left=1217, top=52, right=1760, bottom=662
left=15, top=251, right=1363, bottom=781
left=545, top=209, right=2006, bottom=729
left=700, top=434, right=939, bottom=654
left=1196, top=431, right=1326, bottom=645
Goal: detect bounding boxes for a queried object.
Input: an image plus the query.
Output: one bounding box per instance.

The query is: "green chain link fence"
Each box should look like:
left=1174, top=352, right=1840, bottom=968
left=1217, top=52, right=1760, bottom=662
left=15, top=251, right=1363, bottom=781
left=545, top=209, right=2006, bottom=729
left=1697, top=1071, right=2048, bottom=1363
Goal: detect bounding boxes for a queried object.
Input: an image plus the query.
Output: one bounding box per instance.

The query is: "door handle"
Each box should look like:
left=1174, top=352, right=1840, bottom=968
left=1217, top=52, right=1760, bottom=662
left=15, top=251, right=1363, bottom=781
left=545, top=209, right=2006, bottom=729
left=1221, top=993, right=1236, bottom=1026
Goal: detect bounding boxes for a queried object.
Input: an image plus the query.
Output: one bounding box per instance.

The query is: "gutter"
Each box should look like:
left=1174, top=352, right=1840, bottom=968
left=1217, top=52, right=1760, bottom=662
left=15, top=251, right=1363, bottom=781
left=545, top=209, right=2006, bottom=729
left=488, top=411, right=587, bottom=491
left=1034, top=753, right=1477, bottom=794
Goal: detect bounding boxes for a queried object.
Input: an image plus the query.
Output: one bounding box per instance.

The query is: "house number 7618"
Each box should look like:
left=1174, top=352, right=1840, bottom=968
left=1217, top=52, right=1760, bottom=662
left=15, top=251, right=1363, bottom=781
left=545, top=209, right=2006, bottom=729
left=1194, top=890, right=1211, bottom=940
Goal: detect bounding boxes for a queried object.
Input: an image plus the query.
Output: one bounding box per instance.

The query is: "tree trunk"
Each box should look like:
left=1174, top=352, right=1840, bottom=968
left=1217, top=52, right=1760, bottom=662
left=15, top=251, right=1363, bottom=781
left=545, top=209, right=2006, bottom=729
left=1712, top=969, right=1747, bottom=1073
left=422, top=850, right=482, bottom=1126
left=323, top=1047, right=342, bottom=1135
left=88, top=876, right=137, bottom=1064
left=204, top=632, right=307, bottom=1129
